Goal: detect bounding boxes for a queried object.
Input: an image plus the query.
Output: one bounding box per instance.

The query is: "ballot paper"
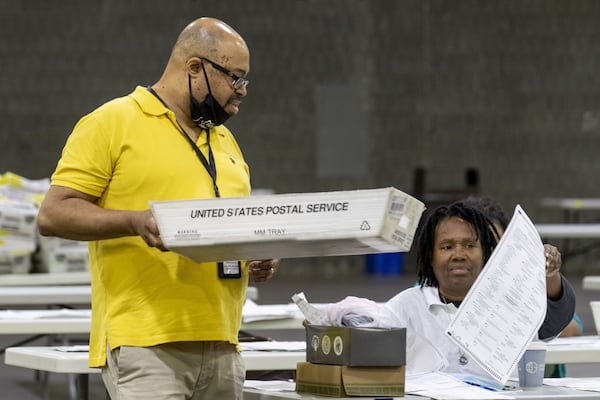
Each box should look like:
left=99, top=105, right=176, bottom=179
left=240, top=341, right=306, bottom=352
left=241, top=299, right=302, bottom=323
left=54, top=345, right=90, bottom=352
left=406, top=372, right=514, bottom=399
left=543, top=377, right=600, bottom=392
left=243, top=379, right=296, bottom=392
left=446, top=205, right=547, bottom=383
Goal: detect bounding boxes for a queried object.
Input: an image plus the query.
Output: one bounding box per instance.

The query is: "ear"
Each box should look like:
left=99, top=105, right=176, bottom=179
left=186, top=57, right=203, bottom=77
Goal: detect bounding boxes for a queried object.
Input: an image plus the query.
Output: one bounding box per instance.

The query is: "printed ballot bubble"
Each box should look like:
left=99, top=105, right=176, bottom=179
left=518, top=341, right=547, bottom=388
left=591, top=301, right=600, bottom=336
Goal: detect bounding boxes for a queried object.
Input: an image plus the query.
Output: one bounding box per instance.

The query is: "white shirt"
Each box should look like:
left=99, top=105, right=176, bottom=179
left=326, top=279, right=574, bottom=379
left=377, top=286, right=493, bottom=378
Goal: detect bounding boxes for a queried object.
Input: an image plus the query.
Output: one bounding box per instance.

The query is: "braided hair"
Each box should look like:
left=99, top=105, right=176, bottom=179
left=461, top=195, right=509, bottom=231
left=416, top=201, right=499, bottom=288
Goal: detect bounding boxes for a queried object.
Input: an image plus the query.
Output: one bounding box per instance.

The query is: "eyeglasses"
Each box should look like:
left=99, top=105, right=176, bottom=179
left=200, top=57, right=249, bottom=89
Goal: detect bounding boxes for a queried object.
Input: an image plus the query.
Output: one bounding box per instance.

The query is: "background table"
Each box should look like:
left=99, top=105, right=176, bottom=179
left=536, top=224, right=600, bottom=239
left=0, top=285, right=259, bottom=306
left=5, top=345, right=306, bottom=400
left=545, top=336, right=600, bottom=364
left=7, top=340, right=600, bottom=400
left=541, top=198, right=600, bottom=212
left=583, top=276, right=600, bottom=291
left=0, top=272, right=90, bottom=286
left=539, top=198, right=600, bottom=266
left=0, top=308, right=302, bottom=334
left=0, top=310, right=91, bottom=335
left=4, top=345, right=306, bottom=373
left=0, top=286, right=91, bottom=306
left=243, top=386, right=600, bottom=400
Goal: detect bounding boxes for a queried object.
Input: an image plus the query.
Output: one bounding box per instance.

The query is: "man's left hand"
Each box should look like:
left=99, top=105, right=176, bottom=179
left=248, top=259, right=280, bottom=283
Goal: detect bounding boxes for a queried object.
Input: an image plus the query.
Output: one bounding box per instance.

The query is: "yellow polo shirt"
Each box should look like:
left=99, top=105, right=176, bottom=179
left=51, top=86, right=251, bottom=367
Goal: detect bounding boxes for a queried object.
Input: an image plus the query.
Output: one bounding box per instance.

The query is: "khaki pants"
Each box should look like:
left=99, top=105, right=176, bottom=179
left=102, top=341, right=245, bottom=400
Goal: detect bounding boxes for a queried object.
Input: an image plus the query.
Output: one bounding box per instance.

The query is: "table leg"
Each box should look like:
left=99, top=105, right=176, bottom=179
left=41, top=370, right=50, bottom=400
left=68, top=374, right=78, bottom=400
left=75, top=374, right=89, bottom=400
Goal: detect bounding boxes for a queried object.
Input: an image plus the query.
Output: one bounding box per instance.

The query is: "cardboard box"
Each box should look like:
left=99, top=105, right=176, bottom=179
left=306, top=325, right=406, bottom=367
left=150, top=187, right=424, bottom=263
left=295, top=362, right=405, bottom=397
left=0, top=203, right=38, bottom=237
left=0, top=235, right=36, bottom=274
left=37, top=245, right=90, bottom=273
left=0, top=250, right=32, bottom=274
left=37, top=235, right=84, bottom=250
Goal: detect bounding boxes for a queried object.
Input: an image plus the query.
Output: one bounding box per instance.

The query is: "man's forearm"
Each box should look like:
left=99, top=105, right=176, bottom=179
left=38, top=197, right=138, bottom=241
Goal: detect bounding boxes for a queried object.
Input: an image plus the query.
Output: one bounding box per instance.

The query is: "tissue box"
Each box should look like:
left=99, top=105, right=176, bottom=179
left=295, top=362, right=405, bottom=397
left=306, top=325, right=406, bottom=367
left=150, top=187, right=424, bottom=263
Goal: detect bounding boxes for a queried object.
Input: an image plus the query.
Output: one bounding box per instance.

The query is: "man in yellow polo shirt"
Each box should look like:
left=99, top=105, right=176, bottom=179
left=37, top=17, right=279, bottom=400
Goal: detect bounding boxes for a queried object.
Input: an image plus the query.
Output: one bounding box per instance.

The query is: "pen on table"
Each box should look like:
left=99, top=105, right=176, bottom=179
left=464, top=381, right=496, bottom=391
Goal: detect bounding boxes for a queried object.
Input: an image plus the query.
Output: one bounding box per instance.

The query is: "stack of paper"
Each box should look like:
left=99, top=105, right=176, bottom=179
left=241, top=300, right=302, bottom=323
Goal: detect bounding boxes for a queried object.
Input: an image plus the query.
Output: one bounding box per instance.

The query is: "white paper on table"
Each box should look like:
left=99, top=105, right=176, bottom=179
left=406, top=372, right=515, bottom=399
left=446, top=205, right=547, bottom=383
left=241, top=300, right=302, bottom=323
left=54, top=345, right=90, bottom=352
left=243, top=379, right=296, bottom=392
left=547, top=336, right=600, bottom=346
left=0, top=309, right=91, bottom=320
left=543, top=377, right=600, bottom=392
left=240, top=341, right=306, bottom=351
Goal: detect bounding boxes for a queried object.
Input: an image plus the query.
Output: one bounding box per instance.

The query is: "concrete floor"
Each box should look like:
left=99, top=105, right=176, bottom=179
left=1, top=269, right=599, bottom=400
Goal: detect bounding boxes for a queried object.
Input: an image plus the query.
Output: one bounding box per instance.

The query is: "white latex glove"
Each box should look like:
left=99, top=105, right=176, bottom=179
left=325, top=296, right=380, bottom=327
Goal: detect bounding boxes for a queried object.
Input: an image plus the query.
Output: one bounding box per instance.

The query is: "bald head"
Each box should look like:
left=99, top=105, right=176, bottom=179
left=171, top=17, right=247, bottom=64
left=152, top=17, right=250, bottom=127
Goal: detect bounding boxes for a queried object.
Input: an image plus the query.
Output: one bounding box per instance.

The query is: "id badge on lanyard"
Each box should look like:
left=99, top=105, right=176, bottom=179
left=218, top=261, right=241, bottom=279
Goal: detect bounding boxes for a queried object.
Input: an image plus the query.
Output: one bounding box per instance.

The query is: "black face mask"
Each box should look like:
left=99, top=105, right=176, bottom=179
left=189, top=65, right=231, bottom=129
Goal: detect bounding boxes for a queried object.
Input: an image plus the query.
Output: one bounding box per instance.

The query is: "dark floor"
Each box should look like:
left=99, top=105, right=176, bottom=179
left=1, top=269, right=599, bottom=400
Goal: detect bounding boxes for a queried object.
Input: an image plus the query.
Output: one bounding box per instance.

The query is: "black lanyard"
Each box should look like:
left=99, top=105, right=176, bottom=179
left=147, top=87, right=220, bottom=198
left=180, top=125, right=220, bottom=198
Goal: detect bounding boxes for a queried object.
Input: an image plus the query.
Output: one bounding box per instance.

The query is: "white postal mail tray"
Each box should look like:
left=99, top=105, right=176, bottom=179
left=150, top=187, right=425, bottom=263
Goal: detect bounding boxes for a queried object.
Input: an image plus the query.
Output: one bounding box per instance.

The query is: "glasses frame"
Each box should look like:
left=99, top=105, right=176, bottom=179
left=200, top=57, right=248, bottom=89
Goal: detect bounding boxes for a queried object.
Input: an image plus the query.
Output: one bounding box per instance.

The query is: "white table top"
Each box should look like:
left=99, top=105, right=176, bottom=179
left=6, top=340, right=600, bottom=400
left=0, top=272, right=90, bottom=287
left=243, top=386, right=600, bottom=400
left=0, top=309, right=92, bottom=334
left=242, top=317, right=303, bottom=330
left=4, top=345, right=306, bottom=373
left=244, top=388, right=424, bottom=399
left=535, top=224, right=600, bottom=238
left=583, top=276, right=600, bottom=291
left=545, top=335, right=600, bottom=364
left=0, top=334, right=600, bottom=372
left=0, top=285, right=91, bottom=306
left=3, top=304, right=600, bottom=365
left=0, top=284, right=258, bottom=307
left=0, top=308, right=302, bottom=334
